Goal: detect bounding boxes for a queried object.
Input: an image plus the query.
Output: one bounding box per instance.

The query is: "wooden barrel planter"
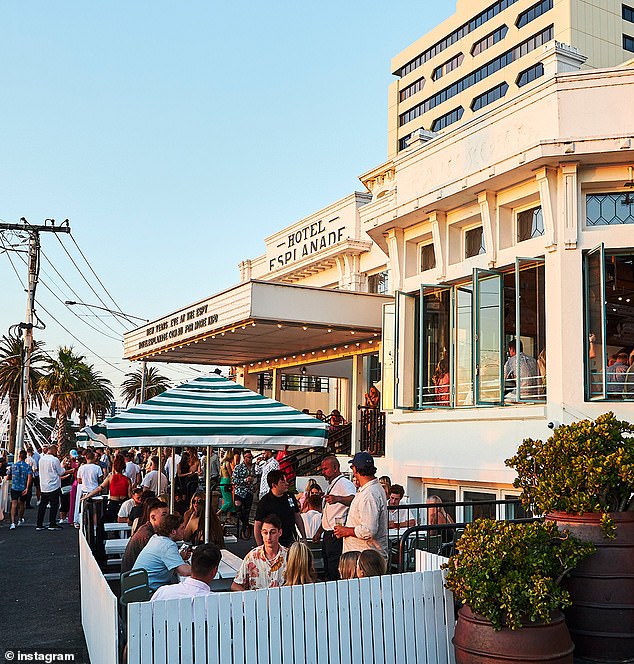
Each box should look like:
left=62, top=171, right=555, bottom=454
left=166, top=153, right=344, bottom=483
left=453, top=604, right=574, bottom=663
left=545, top=512, right=634, bottom=663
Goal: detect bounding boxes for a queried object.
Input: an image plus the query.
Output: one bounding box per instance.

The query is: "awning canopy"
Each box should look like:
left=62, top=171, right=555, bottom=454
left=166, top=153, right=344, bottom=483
left=82, top=374, right=329, bottom=450
left=123, top=280, right=391, bottom=365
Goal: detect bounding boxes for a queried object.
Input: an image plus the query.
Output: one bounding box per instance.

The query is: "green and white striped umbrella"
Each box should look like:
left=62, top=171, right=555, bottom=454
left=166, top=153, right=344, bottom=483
left=83, top=374, right=328, bottom=450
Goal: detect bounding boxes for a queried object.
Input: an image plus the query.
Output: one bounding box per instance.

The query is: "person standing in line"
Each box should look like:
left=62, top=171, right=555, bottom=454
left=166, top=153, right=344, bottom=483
left=334, top=451, right=388, bottom=560
left=313, top=455, right=356, bottom=581
left=7, top=450, right=33, bottom=529
left=140, top=455, right=168, bottom=496
left=232, top=450, right=256, bottom=540
left=25, top=443, right=40, bottom=508
left=73, top=450, right=103, bottom=528
left=254, top=470, right=306, bottom=548
left=255, top=450, right=279, bottom=499
left=36, top=444, right=68, bottom=531
left=231, top=514, right=287, bottom=591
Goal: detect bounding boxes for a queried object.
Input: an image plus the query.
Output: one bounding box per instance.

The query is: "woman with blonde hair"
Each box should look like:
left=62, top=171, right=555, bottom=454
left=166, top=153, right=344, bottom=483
left=427, top=494, right=455, bottom=543
left=284, top=541, right=317, bottom=586
left=182, top=490, right=224, bottom=547
left=218, top=450, right=236, bottom=514
left=356, top=549, right=387, bottom=577
left=338, top=551, right=360, bottom=580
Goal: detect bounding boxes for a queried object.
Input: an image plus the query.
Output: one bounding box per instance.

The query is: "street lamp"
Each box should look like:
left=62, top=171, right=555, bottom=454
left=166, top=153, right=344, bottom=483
left=65, top=300, right=150, bottom=401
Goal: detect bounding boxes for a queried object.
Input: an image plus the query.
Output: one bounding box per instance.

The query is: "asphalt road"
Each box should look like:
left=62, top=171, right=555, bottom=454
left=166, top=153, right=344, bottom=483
left=0, top=503, right=90, bottom=663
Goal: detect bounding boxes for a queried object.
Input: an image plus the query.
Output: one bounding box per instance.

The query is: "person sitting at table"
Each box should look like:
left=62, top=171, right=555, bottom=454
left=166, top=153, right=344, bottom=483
left=328, top=409, right=346, bottom=428
left=338, top=551, right=360, bottom=580
left=387, top=484, right=417, bottom=529
left=427, top=494, right=455, bottom=544
left=231, top=514, right=287, bottom=591
left=151, top=544, right=222, bottom=601
left=121, top=499, right=168, bottom=573
left=117, top=487, right=144, bottom=523
left=127, top=489, right=156, bottom=530
left=356, top=549, right=387, bottom=577
left=182, top=491, right=224, bottom=547
left=284, top=542, right=316, bottom=586
left=132, top=513, right=191, bottom=592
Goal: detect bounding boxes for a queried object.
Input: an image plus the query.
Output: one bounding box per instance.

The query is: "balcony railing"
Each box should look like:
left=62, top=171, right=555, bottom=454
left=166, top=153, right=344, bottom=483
left=358, top=405, right=386, bottom=457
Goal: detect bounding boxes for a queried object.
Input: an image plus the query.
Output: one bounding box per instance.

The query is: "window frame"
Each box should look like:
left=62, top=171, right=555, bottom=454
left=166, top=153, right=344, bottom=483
left=381, top=302, right=396, bottom=411
left=395, top=291, right=418, bottom=410
left=584, top=243, right=607, bottom=400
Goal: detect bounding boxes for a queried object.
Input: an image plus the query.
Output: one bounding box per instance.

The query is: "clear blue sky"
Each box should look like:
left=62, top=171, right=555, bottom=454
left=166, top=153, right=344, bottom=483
left=0, top=1, right=454, bottom=399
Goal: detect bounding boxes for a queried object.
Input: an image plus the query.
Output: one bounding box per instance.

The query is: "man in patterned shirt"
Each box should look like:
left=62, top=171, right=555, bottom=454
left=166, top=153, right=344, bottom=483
left=8, top=450, right=32, bottom=529
left=231, top=514, right=287, bottom=591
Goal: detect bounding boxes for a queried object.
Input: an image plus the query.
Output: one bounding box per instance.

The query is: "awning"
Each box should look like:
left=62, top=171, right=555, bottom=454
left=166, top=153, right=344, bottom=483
left=123, top=280, right=391, bottom=365
left=82, top=374, right=329, bottom=450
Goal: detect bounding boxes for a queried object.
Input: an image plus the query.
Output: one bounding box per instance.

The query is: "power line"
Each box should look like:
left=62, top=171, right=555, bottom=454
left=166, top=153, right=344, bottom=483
left=54, top=233, right=129, bottom=330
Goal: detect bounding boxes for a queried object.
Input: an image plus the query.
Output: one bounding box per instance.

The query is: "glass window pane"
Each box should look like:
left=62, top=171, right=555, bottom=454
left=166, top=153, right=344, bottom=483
left=463, top=490, right=496, bottom=521
left=455, top=286, right=473, bottom=405
left=381, top=303, right=395, bottom=411
left=584, top=245, right=606, bottom=399
left=420, top=286, right=452, bottom=407
left=395, top=292, right=418, bottom=409
left=475, top=270, right=503, bottom=404
left=426, top=488, right=457, bottom=522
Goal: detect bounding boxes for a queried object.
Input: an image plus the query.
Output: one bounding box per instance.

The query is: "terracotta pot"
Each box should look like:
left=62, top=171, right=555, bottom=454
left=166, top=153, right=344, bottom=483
left=545, top=511, right=634, bottom=663
left=453, top=604, right=574, bottom=663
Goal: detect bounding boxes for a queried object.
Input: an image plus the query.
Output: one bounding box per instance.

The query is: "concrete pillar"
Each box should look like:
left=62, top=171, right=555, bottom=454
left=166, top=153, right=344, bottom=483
left=271, top=367, right=282, bottom=402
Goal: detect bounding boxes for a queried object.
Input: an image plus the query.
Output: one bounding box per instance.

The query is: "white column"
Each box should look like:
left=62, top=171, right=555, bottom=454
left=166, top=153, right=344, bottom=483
left=350, top=354, right=365, bottom=454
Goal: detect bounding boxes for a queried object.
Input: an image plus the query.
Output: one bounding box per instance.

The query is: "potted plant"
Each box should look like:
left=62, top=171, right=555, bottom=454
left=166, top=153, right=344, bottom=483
left=443, top=519, right=594, bottom=664
left=505, top=412, right=634, bottom=662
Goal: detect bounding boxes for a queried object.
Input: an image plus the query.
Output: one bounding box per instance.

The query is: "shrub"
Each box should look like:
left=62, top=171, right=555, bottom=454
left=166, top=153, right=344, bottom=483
left=443, top=519, right=594, bottom=631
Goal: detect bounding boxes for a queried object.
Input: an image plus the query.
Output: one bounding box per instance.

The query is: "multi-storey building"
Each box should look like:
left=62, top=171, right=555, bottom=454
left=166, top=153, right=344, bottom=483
left=389, top=0, right=634, bottom=157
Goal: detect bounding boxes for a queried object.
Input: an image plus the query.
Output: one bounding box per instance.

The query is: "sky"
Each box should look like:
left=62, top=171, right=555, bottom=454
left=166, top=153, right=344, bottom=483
left=0, top=1, right=455, bottom=403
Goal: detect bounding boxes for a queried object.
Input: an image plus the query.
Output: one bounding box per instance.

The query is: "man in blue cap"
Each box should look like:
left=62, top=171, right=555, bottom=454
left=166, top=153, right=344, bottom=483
left=333, top=451, right=388, bottom=560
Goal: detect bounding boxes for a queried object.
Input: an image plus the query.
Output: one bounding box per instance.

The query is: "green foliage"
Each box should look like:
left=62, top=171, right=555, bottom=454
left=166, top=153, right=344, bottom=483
left=505, top=413, right=634, bottom=537
left=443, top=520, right=594, bottom=631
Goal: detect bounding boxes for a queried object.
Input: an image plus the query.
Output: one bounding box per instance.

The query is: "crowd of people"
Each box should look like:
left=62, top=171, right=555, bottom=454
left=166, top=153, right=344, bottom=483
left=0, top=440, right=452, bottom=602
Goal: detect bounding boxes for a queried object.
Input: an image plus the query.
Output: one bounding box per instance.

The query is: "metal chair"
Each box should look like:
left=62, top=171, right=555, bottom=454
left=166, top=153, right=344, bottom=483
left=120, top=568, right=151, bottom=609
left=306, top=540, right=326, bottom=578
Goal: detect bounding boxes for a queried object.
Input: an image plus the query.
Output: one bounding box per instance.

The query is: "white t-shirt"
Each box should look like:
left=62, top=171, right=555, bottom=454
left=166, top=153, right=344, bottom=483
left=321, top=474, right=357, bottom=531
left=141, top=469, right=168, bottom=495
left=164, top=454, right=181, bottom=481
left=151, top=577, right=211, bottom=602
left=125, top=461, right=140, bottom=483
left=301, top=510, right=322, bottom=539
left=38, top=454, right=66, bottom=493
left=118, top=498, right=136, bottom=519
left=77, top=463, right=102, bottom=492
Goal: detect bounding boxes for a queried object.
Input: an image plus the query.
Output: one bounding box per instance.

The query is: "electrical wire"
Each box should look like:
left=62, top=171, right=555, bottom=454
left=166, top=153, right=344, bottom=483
left=54, top=233, right=130, bottom=329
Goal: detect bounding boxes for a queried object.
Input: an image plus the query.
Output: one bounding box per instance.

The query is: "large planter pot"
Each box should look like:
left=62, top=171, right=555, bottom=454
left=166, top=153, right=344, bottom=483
left=453, top=604, right=574, bottom=663
left=545, top=511, right=634, bottom=663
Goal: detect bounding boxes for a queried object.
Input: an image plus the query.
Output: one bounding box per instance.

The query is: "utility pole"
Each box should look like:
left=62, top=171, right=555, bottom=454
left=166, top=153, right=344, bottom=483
left=1, top=219, right=71, bottom=455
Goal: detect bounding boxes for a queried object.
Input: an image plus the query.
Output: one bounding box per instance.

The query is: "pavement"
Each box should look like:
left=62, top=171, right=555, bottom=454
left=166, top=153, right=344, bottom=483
left=0, top=502, right=90, bottom=663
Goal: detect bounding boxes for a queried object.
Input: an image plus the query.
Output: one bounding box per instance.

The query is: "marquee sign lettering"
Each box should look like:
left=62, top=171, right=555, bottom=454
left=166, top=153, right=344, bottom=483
left=137, top=303, right=219, bottom=350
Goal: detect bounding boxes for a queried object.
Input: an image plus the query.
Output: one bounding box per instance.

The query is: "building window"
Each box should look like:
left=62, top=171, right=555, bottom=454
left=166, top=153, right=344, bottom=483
left=368, top=270, right=390, bottom=294
left=465, top=226, right=486, bottom=258
left=517, top=206, right=545, bottom=241
left=394, top=0, right=521, bottom=77
left=625, top=34, right=634, bottom=52
left=584, top=246, right=634, bottom=401
left=624, top=4, right=634, bottom=23
left=398, top=134, right=411, bottom=151
left=400, top=77, right=426, bottom=102
left=431, top=106, right=464, bottom=132
left=399, top=26, right=553, bottom=126
left=415, top=260, right=546, bottom=409
left=471, top=82, right=509, bottom=111
left=432, top=53, right=464, bottom=81
left=420, top=244, right=436, bottom=272
left=587, top=193, right=634, bottom=226
left=280, top=374, right=330, bottom=393
left=516, top=0, right=553, bottom=28
left=471, top=25, right=509, bottom=56
left=516, top=62, right=544, bottom=87
left=463, top=491, right=497, bottom=521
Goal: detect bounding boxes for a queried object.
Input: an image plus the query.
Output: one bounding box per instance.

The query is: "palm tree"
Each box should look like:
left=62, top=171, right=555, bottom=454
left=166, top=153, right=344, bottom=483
left=39, top=346, right=87, bottom=451
left=121, top=366, right=170, bottom=406
left=0, top=334, right=45, bottom=453
left=77, top=365, right=114, bottom=428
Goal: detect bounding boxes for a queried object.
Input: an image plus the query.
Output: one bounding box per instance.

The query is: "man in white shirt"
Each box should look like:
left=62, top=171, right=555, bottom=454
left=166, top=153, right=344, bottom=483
left=255, top=450, right=279, bottom=499
left=117, top=487, right=144, bottom=523
left=387, top=484, right=417, bottom=530
left=141, top=455, right=168, bottom=496
left=124, top=451, right=141, bottom=487
left=151, top=543, right=221, bottom=602
left=25, top=444, right=40, bottom=507
left=314, top=455, right=356, bottom=580
left=74, top=451, right=103, bottom=527
left=334, top=451, right=388, bottom=560
left=36, top=444, right=68, bottom=531
left=163, top=451, right=181, bottom=487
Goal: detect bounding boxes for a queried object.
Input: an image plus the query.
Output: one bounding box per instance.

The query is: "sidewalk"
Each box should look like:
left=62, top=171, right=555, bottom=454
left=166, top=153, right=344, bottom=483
left=0, top=503, right=90, bottom=663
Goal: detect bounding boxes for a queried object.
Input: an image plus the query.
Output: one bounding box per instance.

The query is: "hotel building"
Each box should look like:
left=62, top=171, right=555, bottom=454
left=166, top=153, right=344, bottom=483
left=124, top=0, right=634, bottom=514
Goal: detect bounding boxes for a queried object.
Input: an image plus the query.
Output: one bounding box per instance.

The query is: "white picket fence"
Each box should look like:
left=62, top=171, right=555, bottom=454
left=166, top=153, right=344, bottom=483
left=79, top=530, right=119, bottom=664
left=127, top=570, right=456, bottom=664
left=416, top=550, right=448, bottom=572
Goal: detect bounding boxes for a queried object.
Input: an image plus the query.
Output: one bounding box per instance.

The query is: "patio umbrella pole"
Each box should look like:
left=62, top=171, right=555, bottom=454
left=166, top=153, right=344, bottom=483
left=204, top=451, right=211, bottom=544
left=170, top=447, right=175, bottom=512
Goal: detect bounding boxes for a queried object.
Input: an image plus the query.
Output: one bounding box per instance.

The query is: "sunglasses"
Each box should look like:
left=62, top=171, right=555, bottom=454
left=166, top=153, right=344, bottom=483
left=193, top=499, right=204, bottom=504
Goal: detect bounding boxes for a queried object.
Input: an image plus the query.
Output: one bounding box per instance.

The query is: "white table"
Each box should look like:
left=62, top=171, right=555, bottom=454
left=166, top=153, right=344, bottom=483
left=104, top=522, right=132, bottom=538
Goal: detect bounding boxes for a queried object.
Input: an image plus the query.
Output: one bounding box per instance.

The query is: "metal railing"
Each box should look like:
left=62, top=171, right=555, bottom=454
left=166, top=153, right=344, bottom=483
left=387, top=498, right=539, bottom=573
left=358, top=406, right=385, bottom=457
